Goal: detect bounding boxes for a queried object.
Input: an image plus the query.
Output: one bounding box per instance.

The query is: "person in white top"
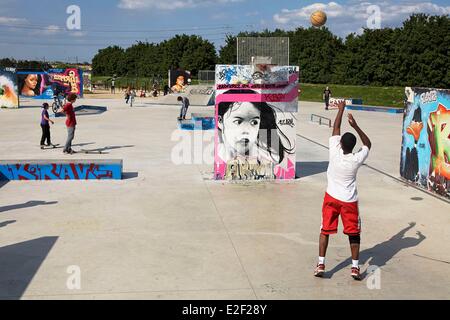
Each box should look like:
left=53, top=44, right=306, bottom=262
left=314, top=101, right=372, bottom=280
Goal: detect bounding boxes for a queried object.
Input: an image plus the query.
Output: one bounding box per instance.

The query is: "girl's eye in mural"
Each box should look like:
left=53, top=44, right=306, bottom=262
left=233, top=119, right=243, bottom=125
left=250, top=119, right=259, bottom=126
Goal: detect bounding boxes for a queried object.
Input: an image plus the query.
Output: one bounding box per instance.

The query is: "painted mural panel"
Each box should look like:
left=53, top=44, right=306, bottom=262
left=17, top=68, right=83, bottom=99
left=0, top=162, right=122, bottom=180
left=0, top=67, right=19, bottom=109
left=214, top=65, right=299, bottom=180
left=169, top=69, right=191, bottom=93
left=400, top=87, right=450, bottom=199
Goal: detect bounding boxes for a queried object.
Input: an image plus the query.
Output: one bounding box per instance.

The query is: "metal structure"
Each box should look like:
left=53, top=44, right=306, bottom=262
left=198, top=70, right=215, bottom=85
left=237, top=37, right=290, bottom=66
left=310, top=114, right=332, bottom=127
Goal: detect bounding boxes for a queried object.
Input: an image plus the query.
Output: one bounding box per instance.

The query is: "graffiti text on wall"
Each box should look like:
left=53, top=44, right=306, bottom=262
left=0, top=163, right=121, bottom=180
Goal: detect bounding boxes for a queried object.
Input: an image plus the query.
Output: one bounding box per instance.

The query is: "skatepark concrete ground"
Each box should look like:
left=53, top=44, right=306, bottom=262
left=0, top=97, right=449, bottom=300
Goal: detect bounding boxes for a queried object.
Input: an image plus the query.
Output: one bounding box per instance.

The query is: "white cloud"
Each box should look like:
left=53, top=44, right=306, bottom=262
left=273, top=1, right=450, bottom=36
left=0, top=16, right=27, bottom=25
left=38, top=25, right=61, bottom=35
left=118, top=0, right=243, bottom=10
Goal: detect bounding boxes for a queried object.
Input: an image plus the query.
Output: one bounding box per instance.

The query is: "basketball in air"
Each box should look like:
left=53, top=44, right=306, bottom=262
left=310, top=10, right=327, bottom=27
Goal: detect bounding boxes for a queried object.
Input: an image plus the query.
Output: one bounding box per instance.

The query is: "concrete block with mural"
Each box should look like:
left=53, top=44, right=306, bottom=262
left=214, top=64, right=299, bottom=180
left=400, top=87, right=450, bottom=199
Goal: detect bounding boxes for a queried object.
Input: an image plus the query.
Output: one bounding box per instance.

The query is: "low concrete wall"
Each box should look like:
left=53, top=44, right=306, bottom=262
left=0, top=159, right=122, bottom=180
left=346, top=105, right=403, bottom=113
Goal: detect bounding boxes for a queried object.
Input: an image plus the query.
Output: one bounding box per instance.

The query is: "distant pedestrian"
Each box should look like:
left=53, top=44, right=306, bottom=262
left=323, top=86, right=332, bottom=110
left=58, top=93, right=78, bottom=155
left=177, top=96, right=190, bottom=120
left=163, top=84, right=169, bottom=96
left=125, top=86, right=131, bottom=104
left=40, top=103, right=55, bottom=149
left=130, top=88, right=136, bottom=107
left=111, top=79, right=116, bottom=94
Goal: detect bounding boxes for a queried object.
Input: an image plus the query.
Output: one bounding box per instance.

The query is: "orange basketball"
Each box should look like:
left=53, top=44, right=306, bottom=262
left=310, top=10, right=327, bottom=27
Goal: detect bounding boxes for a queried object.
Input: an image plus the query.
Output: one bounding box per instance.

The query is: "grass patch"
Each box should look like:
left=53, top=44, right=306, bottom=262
left=299, top=83, right=405, bottom=108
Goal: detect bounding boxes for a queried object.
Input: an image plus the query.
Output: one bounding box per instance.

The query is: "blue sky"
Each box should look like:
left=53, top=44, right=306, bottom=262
left=0, top=0, right=448, bottom=62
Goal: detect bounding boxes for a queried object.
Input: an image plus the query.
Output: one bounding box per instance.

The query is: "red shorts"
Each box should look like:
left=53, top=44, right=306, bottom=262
left=321, top=193, right=361, bottom=236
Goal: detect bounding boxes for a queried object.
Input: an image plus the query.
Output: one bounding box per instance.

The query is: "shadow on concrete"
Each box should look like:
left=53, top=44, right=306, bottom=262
left=0, top=180, right=8, bottom=189
left=326, top=222, right=426, bottom=280
left=80, top=145, right=135, bottom=154
left=72, top=142, right=95, bottom=148
left=122, top=172, right=139, bottom=179
left=0, top=220, right=16, bottom=228
left=296, top=161, right=329, bottom=179
left=0, top=201, right=58, bottom=213
left=0, top=236, right=58, bottom=299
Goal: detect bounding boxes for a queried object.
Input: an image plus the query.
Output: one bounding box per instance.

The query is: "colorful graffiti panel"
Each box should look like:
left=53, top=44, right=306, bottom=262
left=0, top=161, right=122, bottom=180
left=214, top=65, right=299, bottom=181
left=0, top=67, right=19, bottom=109
left=17, top=68, right=83, bottom=99
left=400, top=87, right=450, bottom=199
left=169, top=69, right=191, bottom=93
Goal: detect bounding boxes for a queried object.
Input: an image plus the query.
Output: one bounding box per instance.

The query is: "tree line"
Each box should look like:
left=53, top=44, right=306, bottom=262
left=0, top=58, right=52, bottom=70
left=0, top=58, right=90, bottom=70
left=91, top=34, right=217, bottom=80
left=1, top=14, right=448, bottom=88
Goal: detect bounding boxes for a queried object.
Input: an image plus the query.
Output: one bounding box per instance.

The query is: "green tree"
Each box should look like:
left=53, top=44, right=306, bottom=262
left=92, top=46, right=126, bottom=76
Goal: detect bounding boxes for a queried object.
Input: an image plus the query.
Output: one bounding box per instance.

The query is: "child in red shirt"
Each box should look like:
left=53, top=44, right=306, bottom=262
left=58, top=93, right=77, bottom=154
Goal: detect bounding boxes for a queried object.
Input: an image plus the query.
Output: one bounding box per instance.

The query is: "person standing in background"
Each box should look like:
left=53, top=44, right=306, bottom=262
left=111, top=78, right=116, bottom=94
left=177, top=96, right=190, bottom=120
left=58, top=93, right=78, bottom=154
left=40, top=103, right=54, bottom=149
left=130, top=88, right=137, bottom=107
left=323, top=86, right=332, bottom=110
left=125, top=86, right=131, bottom=104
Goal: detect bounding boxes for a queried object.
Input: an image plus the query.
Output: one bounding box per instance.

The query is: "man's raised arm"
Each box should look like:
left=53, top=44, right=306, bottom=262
left=332, top=101, right=346, bottom=136
left=348, top=113, right=372, bottom=149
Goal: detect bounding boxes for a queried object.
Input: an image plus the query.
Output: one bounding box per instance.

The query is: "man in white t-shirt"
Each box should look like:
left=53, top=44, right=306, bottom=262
left=314, top=101, right=372, bottom=280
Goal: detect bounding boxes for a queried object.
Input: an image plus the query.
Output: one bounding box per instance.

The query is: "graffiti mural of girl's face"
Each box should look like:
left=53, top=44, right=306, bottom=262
left=219, top=102, right=261, bottom=157
left=21, top=74, right=38, bottom=96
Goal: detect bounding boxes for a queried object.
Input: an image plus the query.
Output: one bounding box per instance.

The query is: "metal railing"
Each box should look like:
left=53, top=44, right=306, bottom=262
left=310, top=114, right=332, bottom=127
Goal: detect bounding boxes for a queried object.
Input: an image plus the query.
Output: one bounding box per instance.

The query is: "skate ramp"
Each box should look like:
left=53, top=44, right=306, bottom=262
left=151, top=85, right=215, bottom=106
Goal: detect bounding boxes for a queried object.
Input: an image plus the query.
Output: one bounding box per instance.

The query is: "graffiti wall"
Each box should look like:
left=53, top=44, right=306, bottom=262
left=0, top=160, right=122, bottom=180
left=169, top=69, right=191, bottom=93
left=400, top=87, right=450, bottom=199
left=214, top=64, right=299, bottom=180
left=0, top=67, right=19, bottom=108
left=17, top=68, right=83, bottom=99
left=83, top=70, right=92, bottom=92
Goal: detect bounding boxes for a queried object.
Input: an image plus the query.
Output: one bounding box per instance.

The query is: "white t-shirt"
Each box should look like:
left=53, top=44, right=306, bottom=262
left=326, top=135, right=370, bottom=203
